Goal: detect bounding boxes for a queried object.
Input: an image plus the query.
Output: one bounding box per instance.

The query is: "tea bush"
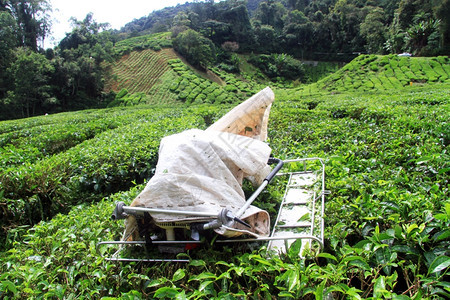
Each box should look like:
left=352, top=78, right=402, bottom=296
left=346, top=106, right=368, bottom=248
left=269, top=85, right=449, bottom=298
left=302, top=61, right=341, bottom=83
left=248, top=53, right=306, bottom=81
left=105, top=48, right=178, bottom=99
left=113, top=32, right=173, bottom=57
left=0, top=106, right=223, bottom=241
left=308, top=55, right=450, bottom=95
left=0, top=56, right=449, bottom=298
left=168, top=59, right=259, bottom=105
left=0, top=108, right=164, bottom=170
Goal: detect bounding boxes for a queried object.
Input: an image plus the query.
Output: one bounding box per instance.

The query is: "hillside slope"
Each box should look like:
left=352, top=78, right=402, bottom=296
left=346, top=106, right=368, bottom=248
left=104, top=34, right=265, bottom=106
left=105, top=48, right=178, bottom=94
left=301, top=55, right=450, bottom=95
left=105, top=48, right=180, bottom=104
left=104, top=34, right=450, bottom=105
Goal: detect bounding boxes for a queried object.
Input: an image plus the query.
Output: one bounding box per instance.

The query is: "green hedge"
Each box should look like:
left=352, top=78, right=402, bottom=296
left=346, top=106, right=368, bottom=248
left=0, top=107, right=222, bottom=237
left=114, top=32, right=173, bottom=57
left=1, top=83, right=448, bottom=299
left=167, top=59, right=259, bottom=105
left=313, top=55, right=450, bottom=93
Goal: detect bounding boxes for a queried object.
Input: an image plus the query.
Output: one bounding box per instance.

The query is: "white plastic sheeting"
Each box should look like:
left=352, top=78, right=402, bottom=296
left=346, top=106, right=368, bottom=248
left=125, top=87, right=275, bottom=239
left=128, top=129, right=272, bottom=237
left=206, top=87, right=274, bottom=141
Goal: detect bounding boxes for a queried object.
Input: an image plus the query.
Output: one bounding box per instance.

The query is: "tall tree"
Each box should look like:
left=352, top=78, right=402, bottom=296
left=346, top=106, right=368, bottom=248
left=216, top=2, right=254, bottom=48
left=282, top=9, right=314, bottom=54
left=328, top=0, right=365, bottom=54
left=254, top=0, right=286, bottom=32
left=254, top=24, right=279, bottom=53
left=1, top=0, right=52, bottom=51
left=406, top=18, right=441, bottom=55
left=173, top=29, right=216, bottom=69
left=0, top=11, right=17, bottom=97
left=5, top=47, right=54, bottom=118
left=434, top=0, right=450, bottom=51
left=397, top=0, right=433, bottom=29
left=360, top=7, right=387, bottom=53
left=59, top=13, right=109, bottom=51
left=55, top=13, right=113, bottom=108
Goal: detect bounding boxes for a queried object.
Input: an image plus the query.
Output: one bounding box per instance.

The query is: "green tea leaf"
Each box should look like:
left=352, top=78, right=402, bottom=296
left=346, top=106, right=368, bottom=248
left=172, top=269, right=186, bottom=282
left=298, top=213, right=310, bottom=222
left=433, top=229, right=450, bottom=242
left=154, top=287, right=180, bottom=298
left=374, top=276, right=390, bottom=298
left=287, top=269, right=299, bottom=292
left=1, top=280, right=18, bottom=295
left=428, top=256, right=450, bottom=274
left=189, top=259, right=206, bottom=267
left=317, top=253, right=337, bottom=261
left=278, top=291, right=295, bottom=298
left=199, top=280, right=213, bottom=292
left=188, top=272, right=217, bottom=282
left=392, top=294, right=411, bottom=300
left=350, top=260, right=371, bottom=271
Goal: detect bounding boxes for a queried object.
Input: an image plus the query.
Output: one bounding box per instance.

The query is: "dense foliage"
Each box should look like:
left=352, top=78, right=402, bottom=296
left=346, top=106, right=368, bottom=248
left=248, top=53, right=306, bottom=80
left=0, top=80, right=448, bottom=298
left=0, top=3, right=118, bottom=120
left=1, top=0, right=449, bottom=120
left=173, top=29, right=217, bottom=69
left=304, top=54, right=450, bottom=94
left=112, top=32, right=173, bottom=57
left=123, top=0, right=450, bottom=58
left=0, top=4, right=449, bottom=296
left=105, top=52, right=449, bottom=106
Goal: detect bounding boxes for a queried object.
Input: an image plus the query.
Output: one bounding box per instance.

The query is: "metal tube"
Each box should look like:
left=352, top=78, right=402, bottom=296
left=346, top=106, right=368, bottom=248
left=310, top=191, right=316, bottom=235
left=216, top=235, right=323, bottom=245
left=236, top=181, right=268, bottom=218
left=236, top=158, right=283, bottom=218
left=97, top=240, right=202, bottom=246
left=106, top=258, right=190, bottom=263
left=122, top=206, right=217, bottom=218
left=266, top=158, right=284, bottom=183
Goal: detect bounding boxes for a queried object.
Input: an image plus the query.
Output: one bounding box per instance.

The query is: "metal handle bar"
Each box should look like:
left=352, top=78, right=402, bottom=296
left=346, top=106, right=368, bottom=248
left=236, top=158, right=284, bottom=218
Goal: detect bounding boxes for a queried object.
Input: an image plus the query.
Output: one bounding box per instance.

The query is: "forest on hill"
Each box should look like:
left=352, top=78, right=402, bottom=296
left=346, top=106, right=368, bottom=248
left=0, top=0, right=449, bottom=120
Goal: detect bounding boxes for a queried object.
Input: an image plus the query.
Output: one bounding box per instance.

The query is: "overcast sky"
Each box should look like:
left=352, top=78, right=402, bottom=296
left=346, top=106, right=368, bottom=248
left=48, top=0, right=191, bottom=47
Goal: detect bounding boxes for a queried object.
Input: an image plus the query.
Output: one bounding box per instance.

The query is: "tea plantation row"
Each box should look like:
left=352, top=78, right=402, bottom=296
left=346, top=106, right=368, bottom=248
left=0, top=82, right=448, bottom=298
left=109, top=56, right=265, bottom=107
left=106, top=48, right=178, bottom=96
left=105, top=31, right=265, bottom=107
left=113, top=32, right=173, bottom=57
left=0, top=107, right=185, bottom=171
left=301, top=55, right=450, bottom=95
left=108, top=52, right=450, bottom=110
left=169, top=59, right=263, bottom=104
left=0, top=105, right=226, bottom=242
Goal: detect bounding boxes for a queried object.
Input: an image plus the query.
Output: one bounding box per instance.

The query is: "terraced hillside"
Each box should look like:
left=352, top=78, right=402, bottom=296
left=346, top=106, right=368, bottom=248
left=104, top=37, right=265, bottom=106
left=105, top=35, right=450, bottom=106
left=299, top=55, right=450, bottom=95
left=105, top=48, right=179, bottom=95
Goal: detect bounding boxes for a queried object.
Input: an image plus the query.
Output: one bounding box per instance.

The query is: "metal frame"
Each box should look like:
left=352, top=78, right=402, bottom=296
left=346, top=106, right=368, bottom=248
left=97, top=157, right=329, bottom=262
left=267, top=157, right=329, bottom=254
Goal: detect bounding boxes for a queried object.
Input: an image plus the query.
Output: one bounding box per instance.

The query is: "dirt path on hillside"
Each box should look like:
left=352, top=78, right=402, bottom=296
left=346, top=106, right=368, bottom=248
left=171, top=49, right=225, bottom=86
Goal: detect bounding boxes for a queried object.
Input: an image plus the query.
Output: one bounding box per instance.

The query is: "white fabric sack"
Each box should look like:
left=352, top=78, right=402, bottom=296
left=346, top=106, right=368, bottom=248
left=206, top=86, right=274, bottom=141
left=127, top=129, right=272, bottom=238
